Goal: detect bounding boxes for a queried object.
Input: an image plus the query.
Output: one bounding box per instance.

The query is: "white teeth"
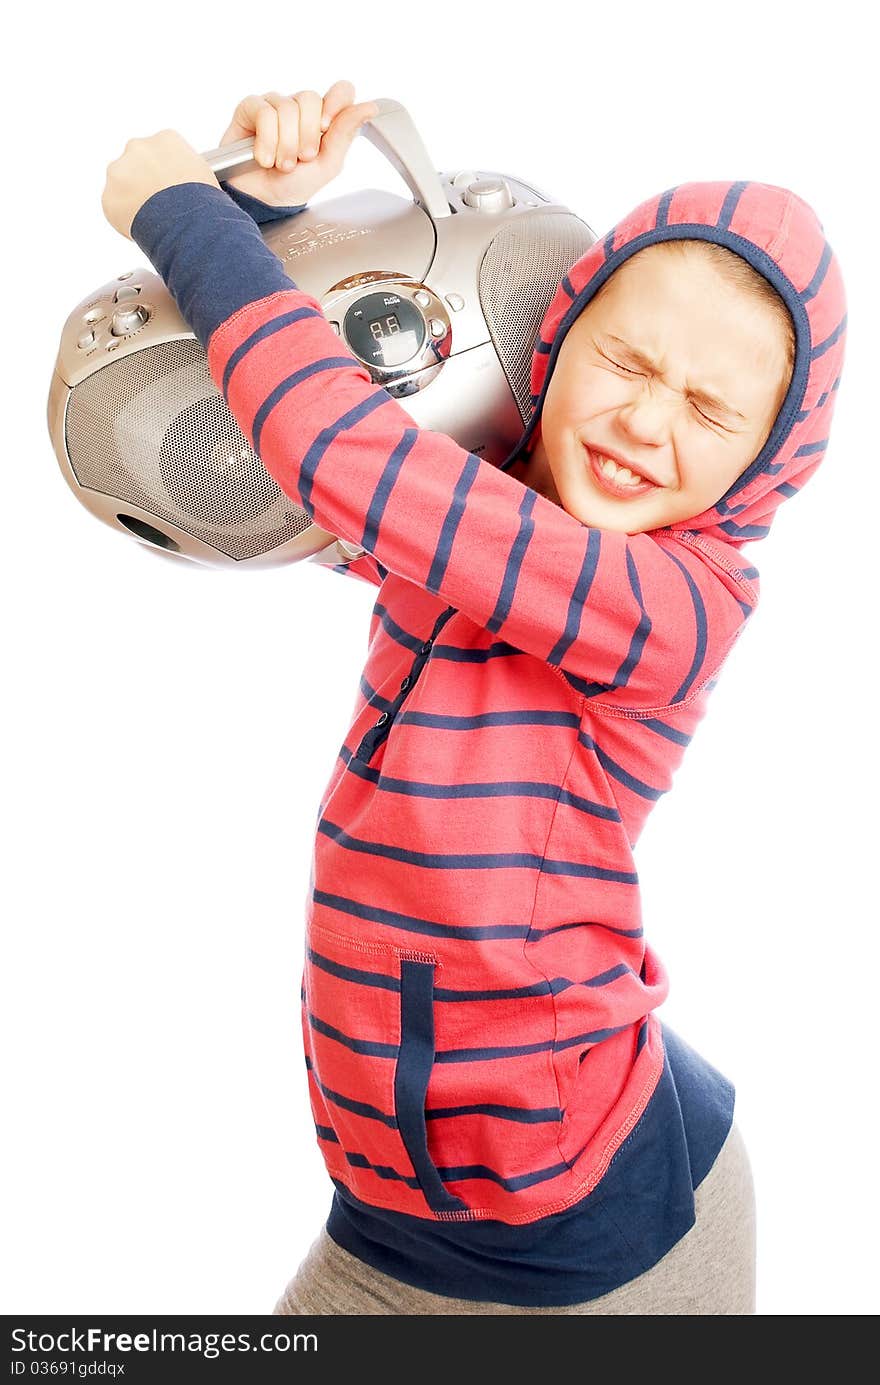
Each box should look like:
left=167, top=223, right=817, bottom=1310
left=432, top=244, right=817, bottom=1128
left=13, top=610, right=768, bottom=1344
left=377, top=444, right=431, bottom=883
left=596, top=453, right=644, bottom=486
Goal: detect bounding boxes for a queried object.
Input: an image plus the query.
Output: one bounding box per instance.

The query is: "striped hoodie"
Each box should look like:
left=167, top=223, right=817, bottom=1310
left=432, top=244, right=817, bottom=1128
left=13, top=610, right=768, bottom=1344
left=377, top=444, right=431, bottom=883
left=131, top=175, right=846, bottom=1305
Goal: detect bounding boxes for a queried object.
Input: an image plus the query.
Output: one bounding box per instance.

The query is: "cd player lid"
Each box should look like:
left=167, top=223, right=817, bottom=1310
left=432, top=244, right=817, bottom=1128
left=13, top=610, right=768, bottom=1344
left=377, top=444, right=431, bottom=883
left=500, top=179, right=847, bottom=555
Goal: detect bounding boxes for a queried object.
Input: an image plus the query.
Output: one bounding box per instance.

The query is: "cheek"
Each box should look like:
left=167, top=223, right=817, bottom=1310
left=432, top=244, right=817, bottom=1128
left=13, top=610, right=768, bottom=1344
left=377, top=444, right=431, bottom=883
left=551, top=369, right=618, bottom=434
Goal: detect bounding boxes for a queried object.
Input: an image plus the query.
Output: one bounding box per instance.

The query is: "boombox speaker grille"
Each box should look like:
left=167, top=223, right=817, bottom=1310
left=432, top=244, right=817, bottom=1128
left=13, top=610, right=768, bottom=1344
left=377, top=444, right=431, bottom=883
left=479, top=211, right=595, bottom=423
left=64, top=338, right=311, bottom=561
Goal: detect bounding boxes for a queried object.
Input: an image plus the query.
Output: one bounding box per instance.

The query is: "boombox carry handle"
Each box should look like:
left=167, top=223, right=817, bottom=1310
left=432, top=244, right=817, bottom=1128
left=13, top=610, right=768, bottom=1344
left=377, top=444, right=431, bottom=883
left=201, top=96, right=452, bottom=220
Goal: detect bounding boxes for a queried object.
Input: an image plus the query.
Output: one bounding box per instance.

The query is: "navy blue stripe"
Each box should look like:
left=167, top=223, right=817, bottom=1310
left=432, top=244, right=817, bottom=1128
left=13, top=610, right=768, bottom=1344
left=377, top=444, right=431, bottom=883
left=305, top=1059, right=398, bottom=1128
left=339, top=1149, right=422, bottom=1190
left=395, top=959, right=469, bottom=1212
left=335, top=750, right=621, bottom=823
left=309, top=944, right=630, bottom=1001
left=609, top=545, right=652, bottom=692
left=640, top=717, right=692, bottom=747
left=811, top=313, right=846, bottom=359
left=435, top=963, right=633, bottom=1002
left=308, top=1009, right=399, bottom=1057
left=486, top=486, right=539, bottom=636
left=715, top=181, right=749, bottom=231
left=221, top=306, right=318, bottom=399
left=312, top=888, right=641, bottom=942
left=308, top=1004, right=628, bottom=1066
left=307, top=947, right=400, bottom=992
left=313, top=1122, right=340, bottom=1143
left=799, top=240, right=832, bottom=303
left=313, top=889, right=535, bottom=941
left=425, top=451, right=480, bottom=594
left=426, top=1102, right=562, bottom=1123
left=794, top=438, right=828, bottom=456
left=658, top=547, right=710, bottom=703
left=430, top=638, right=533, bottom=664
left=370, top=602, right=427, bottom=653
left=396, top=707, right=581, bottom=731
left=654, top=187, right=676, bottom=228
left=548, top=527, right=603, bottom=665
left=582, top=731, right=665, bottom=801
left=435, top=1158, right=572, bottom=1193
left=317, top=817, right=639, bottom=883
left=718, top=519, right=771, bottom=539
left=435, top=1023, right=628, bottom=1063
left=270, top=378, right=390, bottom=514
left=361, top=428, right=418, bottom=556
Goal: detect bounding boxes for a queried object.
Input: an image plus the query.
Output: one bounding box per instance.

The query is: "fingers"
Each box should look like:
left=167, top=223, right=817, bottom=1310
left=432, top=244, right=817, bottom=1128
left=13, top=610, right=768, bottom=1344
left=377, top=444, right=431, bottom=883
left=218, top=83, right=376, bottom=173
left=289, top=89, right=323, bottom=163
left=319, top=78, right=356, bottom=132
left=315, top=100, right=381, bottom=172
left=269, top=92, right=303, bottom=170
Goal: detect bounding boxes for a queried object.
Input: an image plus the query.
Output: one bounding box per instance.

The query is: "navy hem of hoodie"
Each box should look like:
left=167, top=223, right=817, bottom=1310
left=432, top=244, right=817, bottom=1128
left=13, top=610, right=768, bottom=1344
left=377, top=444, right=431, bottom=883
left=324, top=1022, right=734, bottom=1309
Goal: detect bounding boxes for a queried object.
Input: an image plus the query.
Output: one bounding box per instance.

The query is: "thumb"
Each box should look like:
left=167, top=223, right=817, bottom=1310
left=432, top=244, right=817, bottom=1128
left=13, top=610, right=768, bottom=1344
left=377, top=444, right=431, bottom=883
left=319, top=100, right=380, bottom=163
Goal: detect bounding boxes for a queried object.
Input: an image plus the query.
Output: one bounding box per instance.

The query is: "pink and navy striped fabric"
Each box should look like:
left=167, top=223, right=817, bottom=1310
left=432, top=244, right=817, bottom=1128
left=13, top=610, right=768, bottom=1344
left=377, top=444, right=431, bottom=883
left=132, top=175, right=846, bottom=1298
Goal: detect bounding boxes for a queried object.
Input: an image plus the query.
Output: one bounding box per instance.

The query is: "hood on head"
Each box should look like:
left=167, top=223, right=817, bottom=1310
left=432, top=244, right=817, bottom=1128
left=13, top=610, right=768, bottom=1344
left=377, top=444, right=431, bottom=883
left=501, top=180, right=847, bottom=554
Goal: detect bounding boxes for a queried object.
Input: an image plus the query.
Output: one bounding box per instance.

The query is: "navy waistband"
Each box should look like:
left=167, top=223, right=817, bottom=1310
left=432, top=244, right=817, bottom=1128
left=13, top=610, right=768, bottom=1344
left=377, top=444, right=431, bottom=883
left=324, top=1022, right=734, bottom=1307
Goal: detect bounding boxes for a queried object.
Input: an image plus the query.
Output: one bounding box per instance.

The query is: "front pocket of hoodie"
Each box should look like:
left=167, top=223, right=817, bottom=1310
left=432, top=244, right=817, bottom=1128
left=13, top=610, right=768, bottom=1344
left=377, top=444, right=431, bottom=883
left=303, top=927, right=469, bottom=1216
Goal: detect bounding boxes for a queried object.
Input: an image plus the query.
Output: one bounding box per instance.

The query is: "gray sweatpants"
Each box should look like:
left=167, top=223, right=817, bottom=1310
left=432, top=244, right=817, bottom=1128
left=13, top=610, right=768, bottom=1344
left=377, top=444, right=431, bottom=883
left=272, top=1119, right=756, bottom=1315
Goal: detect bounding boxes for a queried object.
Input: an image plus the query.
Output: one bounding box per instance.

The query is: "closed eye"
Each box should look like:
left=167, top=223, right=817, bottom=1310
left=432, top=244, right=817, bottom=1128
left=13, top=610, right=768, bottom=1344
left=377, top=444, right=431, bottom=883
left=602, top=352, right=643, bottom=377
left=602, top=351, right=726, bottom=428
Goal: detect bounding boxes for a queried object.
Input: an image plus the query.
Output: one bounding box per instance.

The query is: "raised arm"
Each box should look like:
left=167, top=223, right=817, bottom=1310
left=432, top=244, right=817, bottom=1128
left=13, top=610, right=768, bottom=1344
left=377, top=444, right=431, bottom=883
left=131, top=182, right=755, bottom=713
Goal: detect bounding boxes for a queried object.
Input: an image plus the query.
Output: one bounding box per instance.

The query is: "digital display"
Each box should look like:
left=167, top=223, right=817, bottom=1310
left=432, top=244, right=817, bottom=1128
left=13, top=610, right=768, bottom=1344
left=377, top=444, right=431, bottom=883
left=344, top=291, right=426, bottom=369
left=370, top=313, right=402, bottom=341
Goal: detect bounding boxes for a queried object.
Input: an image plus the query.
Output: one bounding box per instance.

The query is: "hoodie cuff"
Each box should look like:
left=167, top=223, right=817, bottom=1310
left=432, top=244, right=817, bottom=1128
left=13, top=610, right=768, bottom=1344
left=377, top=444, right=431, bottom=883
left=130, top=181, right=298, bottom=350
left=219, top=178, right=308, bottom=224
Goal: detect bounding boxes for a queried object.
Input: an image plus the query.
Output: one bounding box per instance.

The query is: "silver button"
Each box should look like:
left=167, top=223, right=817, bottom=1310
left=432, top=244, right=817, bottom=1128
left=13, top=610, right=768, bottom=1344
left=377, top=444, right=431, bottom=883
left=117, top=271, right=134, bottom=280
left=414, top=290, right=432, bottom=308
left=114, top=284, right=141, bottom=302
left=445, top=292, right=465, bottom=312
left=429, top=317, right=447, bottom=339
left=110, top=303, right=150, bottom=336
left=77, top=330, right=96, bottom=351
left=83, top=307, right=105, bottom=324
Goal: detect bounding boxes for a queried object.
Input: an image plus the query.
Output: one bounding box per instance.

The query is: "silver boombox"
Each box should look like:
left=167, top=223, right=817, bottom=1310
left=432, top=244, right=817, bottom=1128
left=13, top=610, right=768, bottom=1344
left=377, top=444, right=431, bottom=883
left=48, top=99, right=596, bottom=570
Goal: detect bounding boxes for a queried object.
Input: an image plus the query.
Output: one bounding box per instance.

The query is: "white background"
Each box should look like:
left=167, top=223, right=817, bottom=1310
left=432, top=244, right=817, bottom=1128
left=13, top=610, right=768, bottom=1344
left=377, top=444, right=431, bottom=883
left=3, top=0, right=876, bottom=1316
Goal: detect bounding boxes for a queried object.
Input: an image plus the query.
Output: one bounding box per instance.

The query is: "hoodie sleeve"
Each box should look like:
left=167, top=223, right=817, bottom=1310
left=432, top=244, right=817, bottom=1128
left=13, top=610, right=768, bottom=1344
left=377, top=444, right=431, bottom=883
left=204, top=183, right=385, bottom=591
left=131, top=182, right=755, bottom=712
left=218, top=179, right=309, bottom=225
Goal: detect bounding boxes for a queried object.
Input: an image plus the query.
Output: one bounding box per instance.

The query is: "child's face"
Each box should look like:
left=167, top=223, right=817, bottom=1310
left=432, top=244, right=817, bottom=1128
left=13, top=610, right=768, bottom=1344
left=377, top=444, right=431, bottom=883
left=511, top=245, right=792, bottom=532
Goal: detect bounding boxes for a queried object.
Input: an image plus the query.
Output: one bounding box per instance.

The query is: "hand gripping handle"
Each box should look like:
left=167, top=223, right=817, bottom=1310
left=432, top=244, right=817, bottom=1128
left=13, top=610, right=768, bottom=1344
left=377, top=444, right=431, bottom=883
left=200, top=96, right=451, bottom=220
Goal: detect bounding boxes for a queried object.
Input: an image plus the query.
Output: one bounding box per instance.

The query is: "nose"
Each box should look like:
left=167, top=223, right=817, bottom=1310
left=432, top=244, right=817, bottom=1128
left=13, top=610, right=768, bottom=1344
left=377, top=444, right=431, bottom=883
left=616, top=393, right=678, bottom=483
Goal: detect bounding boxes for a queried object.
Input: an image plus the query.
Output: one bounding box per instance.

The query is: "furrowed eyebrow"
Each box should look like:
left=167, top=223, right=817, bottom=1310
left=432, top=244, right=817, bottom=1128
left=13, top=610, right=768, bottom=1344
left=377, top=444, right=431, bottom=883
left=602, top=334, right=747, bottom=422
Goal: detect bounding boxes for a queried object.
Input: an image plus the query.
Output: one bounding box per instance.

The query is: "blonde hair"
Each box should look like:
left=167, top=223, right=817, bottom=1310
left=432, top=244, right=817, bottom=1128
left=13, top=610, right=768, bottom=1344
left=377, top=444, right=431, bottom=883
left=591, top=238, right=796, bottom=388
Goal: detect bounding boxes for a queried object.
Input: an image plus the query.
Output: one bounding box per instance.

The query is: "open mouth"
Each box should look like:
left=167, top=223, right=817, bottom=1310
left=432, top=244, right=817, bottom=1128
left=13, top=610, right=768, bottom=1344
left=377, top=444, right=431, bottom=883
left=585, top=447, right=659, bottom=499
